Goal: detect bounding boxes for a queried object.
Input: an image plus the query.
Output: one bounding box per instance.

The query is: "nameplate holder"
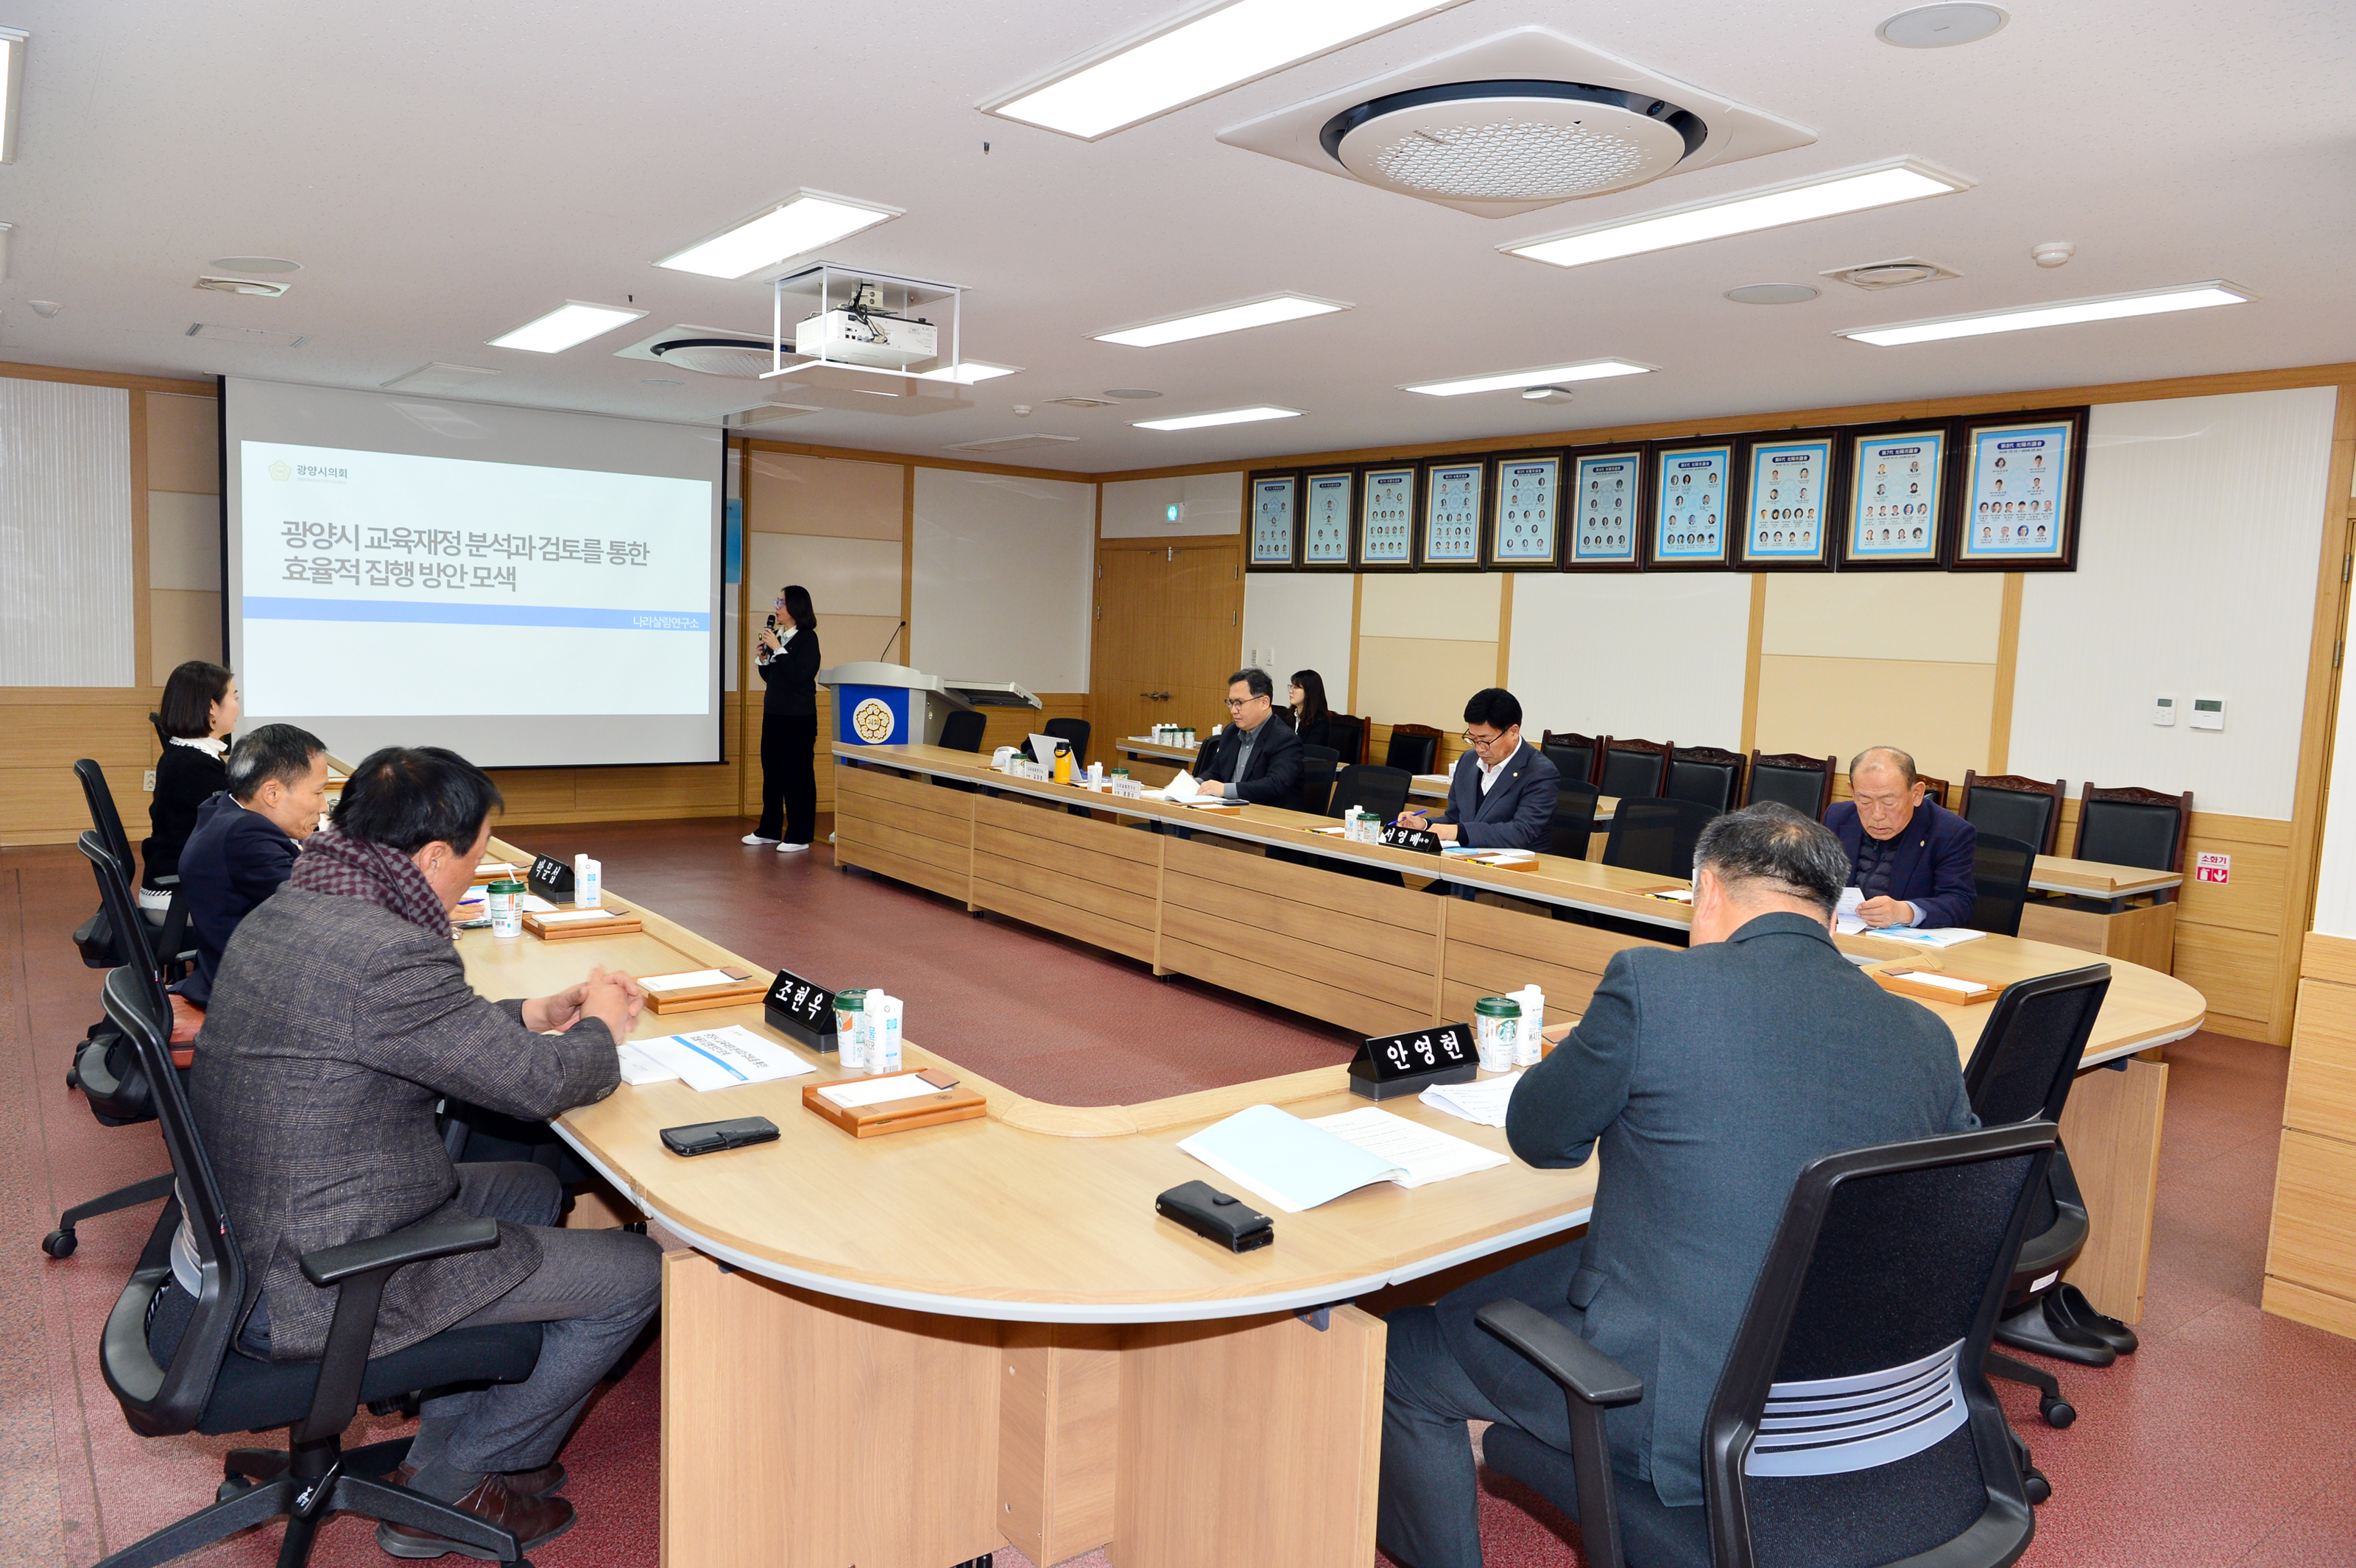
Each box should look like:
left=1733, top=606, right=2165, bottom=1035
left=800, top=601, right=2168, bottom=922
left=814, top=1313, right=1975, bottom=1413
left=764, top=967, right=838, bottom=1051
left=1348, top=1021, right=1478, bottom=1101
left=526, top=853, right=576, bottom=900
left=1380, top=824, right=1443, bottom=855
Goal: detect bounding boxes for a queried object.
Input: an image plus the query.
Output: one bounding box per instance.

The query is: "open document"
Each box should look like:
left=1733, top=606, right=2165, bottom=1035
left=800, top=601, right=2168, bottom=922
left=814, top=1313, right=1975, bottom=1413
left=618, top=1025, right=814, bottom=1092
left=1177, top=1103, right=1506, bottom=1213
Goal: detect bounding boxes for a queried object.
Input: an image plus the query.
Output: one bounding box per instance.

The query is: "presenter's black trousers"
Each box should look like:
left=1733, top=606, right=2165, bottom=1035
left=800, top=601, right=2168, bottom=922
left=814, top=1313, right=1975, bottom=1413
left=758, top=710, right=819, bottom=844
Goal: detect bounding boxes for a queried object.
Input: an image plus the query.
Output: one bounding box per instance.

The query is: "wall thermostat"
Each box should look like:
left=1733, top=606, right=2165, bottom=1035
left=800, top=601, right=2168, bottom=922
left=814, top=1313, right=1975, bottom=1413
left=2190, top=697, right=2226, bottom=732
left=2154, top=695, right=2176, bottom=727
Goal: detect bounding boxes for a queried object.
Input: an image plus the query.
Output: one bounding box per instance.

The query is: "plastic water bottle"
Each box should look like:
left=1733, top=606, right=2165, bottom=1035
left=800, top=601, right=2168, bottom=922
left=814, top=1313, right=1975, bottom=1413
left=574, top=854, right=601, bottom=908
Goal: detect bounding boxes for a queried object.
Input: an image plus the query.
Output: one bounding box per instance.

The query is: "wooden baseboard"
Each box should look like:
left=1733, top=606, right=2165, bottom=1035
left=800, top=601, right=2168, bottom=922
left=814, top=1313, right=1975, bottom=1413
left=2261, top=1274, right=2356, bottom=1341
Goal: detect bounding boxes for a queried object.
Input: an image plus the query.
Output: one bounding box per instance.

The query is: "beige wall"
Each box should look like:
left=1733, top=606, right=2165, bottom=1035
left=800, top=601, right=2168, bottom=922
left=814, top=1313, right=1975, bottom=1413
left=147, top=392, right=222, bottom=683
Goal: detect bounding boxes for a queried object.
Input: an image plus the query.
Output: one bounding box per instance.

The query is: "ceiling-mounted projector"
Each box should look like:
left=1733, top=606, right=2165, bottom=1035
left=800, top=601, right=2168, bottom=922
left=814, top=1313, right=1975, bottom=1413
left=1221, top=27, right=1814, bottom=218
left=1322, top=81, right=1705, bottom=207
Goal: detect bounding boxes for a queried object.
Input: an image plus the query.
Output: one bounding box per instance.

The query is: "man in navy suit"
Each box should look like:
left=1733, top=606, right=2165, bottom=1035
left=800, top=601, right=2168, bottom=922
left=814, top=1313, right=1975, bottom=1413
left=174, top=723, right=330, bottom=1006
left=1397, top=688, right=1559, bottom=852
left=1822, top=745, right=1978, bottom=929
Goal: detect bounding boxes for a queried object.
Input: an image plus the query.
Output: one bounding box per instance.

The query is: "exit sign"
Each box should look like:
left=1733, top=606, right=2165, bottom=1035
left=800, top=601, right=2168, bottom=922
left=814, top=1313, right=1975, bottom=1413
left=2195, top=852, right=2231, bottom=885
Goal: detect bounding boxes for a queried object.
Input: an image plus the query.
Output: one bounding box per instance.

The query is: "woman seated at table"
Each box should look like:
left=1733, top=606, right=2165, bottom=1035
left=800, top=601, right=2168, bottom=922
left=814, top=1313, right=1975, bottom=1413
left=1289, top=669, right=1335, bottom=753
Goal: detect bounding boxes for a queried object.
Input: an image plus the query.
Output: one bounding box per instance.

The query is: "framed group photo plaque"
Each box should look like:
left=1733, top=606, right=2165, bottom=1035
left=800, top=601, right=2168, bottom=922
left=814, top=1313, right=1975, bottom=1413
left=1952, top=407, right=2085, bottom=570
left=1487, top=452, right=1562, bottom=569
left=1419, top=456, right=1487, bottom=571
left=1247, top=471, right=1298, bottom=570
left=1737, top=430, right=1838, bottom=570
left=1841, top=423, right=1950, bottom=568
left=1300, top=470, right=1354, bottom=570
left=1356, top=464, right=1419, bottom=570
left=1565, top=445, right=1645, bottom=571
left=1646, top=437, right=1740, bottom=570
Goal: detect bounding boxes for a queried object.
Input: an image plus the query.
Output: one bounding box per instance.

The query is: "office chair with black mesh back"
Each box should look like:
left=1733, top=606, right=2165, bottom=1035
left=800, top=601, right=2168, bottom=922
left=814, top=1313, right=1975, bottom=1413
left=84, top=954, right=546, bottom=1568
left=1600, top=797, right=1718, bottom=880
left=1549, top=785, right=1600, bottom=861
left=1968, top=832, right=2039, bottom=938
left=1963, top=964, right=2128, bottom=1445
left=1327, top=764, right=1411, bottom=824
left=1476, top=1122, right=2056, bottom=1568
left=1297, top=745, right=1341, bottom=816
left=937, top=710, right=987, bottom=752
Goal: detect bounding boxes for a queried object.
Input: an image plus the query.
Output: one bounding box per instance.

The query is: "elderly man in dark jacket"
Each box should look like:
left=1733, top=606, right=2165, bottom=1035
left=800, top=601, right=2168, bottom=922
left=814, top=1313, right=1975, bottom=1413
left=191, top=746, right=655, bottom=1558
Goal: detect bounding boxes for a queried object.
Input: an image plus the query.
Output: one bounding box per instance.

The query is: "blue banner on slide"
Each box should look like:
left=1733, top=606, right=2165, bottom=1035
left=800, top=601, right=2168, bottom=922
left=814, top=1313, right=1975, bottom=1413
left=244, top=597, right=710, bottom=632
left=833, top=684, right=910, bottom=746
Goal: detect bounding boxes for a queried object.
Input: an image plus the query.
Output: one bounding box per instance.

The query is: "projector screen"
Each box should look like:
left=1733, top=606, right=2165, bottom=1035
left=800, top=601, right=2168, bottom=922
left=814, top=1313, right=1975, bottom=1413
left=222, top=378, right=724, bottom=769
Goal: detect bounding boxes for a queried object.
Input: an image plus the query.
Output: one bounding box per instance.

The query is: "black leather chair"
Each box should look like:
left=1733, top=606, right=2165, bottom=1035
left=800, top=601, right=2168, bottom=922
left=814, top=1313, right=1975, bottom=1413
left=1964, top=964, right=2130, bottom=1449
left=1742, top=751, right=1834, bottom=820
left=78, top=842, right=548, bottom=1568
left=1916, top=773, right=1951, bottom=808
left=1383, top=724, right=1442, bottom=777
left=1325, top=713, right=1368, bottom=767
left=1968, top=832, right=2039, bottom=938
left=937, top=709, right=987, bottom=752
left=1475, top=1122, right=2055, bottom=1568
left=1667, top=746, right=1745, bottom=815
left=1540, top=731, right=1604, bottom=788
left=1597, top=738, right=1673, bottom=801
left=2073, top=783, right=2192, bottom=900
left=1961, top=771, right=2067, bottom=857
left=1043, top=716, right=1091, bottom=768
left=1601, top=797, right=1718, bottom=880
left=1549, top=785, right=1601, bottom=861
left=1297, top=744, right=1341, bottom=816
left=1327, top=763, right=1411, bottom=824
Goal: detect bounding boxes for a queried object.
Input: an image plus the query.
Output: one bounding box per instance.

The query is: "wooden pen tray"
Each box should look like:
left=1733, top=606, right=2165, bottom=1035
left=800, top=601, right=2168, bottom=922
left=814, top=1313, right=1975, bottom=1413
left=522, top=903, right=641, bottom=941
left=641, top=967, right=769, bottom=1014
left=803, top=1070, right=987, bottom=1138
left=1872, top=967, right=1999, bottom=1006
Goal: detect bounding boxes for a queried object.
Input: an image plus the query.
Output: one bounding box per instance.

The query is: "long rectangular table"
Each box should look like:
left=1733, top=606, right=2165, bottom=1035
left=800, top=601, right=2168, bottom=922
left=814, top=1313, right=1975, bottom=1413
left=470, top=743, right=2204, bottom=1567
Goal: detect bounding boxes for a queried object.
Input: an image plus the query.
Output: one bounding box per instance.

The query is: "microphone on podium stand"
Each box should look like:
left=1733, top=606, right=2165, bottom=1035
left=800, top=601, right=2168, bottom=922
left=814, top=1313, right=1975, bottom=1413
left=878, top=621, right=906, bottom=661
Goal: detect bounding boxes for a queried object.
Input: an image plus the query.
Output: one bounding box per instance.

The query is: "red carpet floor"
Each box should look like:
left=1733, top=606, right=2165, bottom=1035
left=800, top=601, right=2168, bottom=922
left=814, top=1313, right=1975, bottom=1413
left=7, top=817, right=2355, bottom=1567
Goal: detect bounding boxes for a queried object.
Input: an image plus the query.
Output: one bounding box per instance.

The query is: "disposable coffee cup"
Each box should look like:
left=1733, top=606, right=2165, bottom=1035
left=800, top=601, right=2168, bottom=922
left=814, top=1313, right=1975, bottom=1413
left=487, top=880, right=525, bottom=940
left=1474, top=995, right=1522, bottom=1073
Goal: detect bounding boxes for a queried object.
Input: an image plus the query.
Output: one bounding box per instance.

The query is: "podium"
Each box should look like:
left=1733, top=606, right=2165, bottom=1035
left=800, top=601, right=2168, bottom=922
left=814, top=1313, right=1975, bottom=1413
left=819, top=662, right=1039, bottom=748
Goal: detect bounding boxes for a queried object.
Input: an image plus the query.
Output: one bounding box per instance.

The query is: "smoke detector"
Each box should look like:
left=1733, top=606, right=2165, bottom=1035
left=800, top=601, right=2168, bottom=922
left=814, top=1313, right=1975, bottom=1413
left=2031, top=241, right=2075, bottom=269
left=1220, top=28, right=1814, bottom=218
left=194, top=275, right=290, bottom=297
left=1821, top=257, right=1962, bottom=292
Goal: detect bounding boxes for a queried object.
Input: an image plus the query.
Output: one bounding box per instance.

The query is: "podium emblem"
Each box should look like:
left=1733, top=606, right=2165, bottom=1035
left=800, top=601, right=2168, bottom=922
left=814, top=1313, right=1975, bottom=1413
left=851, top=696, right=897, bottom=742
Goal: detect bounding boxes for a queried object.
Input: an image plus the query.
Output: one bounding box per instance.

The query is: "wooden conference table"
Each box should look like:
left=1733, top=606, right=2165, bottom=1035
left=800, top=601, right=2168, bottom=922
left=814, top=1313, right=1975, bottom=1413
left=471, top=744, right=2201, bottom=1568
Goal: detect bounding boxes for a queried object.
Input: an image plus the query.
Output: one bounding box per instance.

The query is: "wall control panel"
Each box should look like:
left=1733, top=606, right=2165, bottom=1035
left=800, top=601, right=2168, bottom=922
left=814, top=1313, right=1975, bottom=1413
left=2190, top=697, right=2226, bottom=732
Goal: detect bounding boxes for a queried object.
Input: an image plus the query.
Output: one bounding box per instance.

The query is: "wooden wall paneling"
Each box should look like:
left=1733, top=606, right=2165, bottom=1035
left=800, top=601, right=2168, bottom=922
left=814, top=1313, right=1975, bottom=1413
left=971, top=793, right=1161, bottom=962
left=1495, top=573, right=1514, bottom=688
left=998, top=1323, right=1121, bottom=1567
left=1347, top=573, right=1364, bottom=714
left=2266, top=932, right=2356, bottom=1338
left=1113, top=1307, right=1384, bottom=1568
left=902, top=462, right=917, bottom=665
left=1440, top=896, right=1662, bottom=1023
left=2056, top=1056, right=2168, bottom=1322
left=2282, top=976, right=2356, bottom=1137
left=659, top=1251, right=1001, bottom=1568
left=0, top=358, right=214, bottom=399
left=0, top=688, right=160, bottom=844
left=1740, top=573, right=1767, bottom=755
left=128, top=392, right=152, bottom=692
left=1989, top=572, right=2023, bottom=773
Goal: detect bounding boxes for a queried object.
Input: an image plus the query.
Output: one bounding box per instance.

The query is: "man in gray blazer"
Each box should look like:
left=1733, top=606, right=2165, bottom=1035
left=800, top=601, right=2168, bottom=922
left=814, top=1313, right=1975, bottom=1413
left=1397, top=687, right=1560, bottom=852
left=1376, top=803, right=1977, bottom=1567
left=192, top=746, right=656, bottom=1558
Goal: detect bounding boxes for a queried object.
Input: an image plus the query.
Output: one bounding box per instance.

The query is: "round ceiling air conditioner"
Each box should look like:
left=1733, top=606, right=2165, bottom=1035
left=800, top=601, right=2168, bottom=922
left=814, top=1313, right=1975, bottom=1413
left=1319, top=80, right=1706, bottom=206
left=650, top=337, right=789, bottom=378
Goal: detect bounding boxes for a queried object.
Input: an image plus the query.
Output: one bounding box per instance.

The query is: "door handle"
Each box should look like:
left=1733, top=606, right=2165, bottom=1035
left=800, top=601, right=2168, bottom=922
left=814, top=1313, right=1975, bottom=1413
left=1140, top=690, right=1171, bottom=699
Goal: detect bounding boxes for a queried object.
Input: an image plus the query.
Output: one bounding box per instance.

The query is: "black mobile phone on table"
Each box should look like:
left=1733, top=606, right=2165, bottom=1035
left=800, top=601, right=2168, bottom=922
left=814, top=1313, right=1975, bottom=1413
left=660, top=1116, right=780, bottom=1156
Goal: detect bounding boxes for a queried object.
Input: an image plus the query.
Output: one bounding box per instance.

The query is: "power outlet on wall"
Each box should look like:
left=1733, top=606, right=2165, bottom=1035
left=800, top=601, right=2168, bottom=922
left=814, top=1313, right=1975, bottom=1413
left=143, top=769, right=156, bottom=792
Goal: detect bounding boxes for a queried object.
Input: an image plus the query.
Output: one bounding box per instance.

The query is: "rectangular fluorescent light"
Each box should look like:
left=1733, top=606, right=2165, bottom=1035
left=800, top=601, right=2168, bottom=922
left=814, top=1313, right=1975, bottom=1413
left=1096, top=294, right=1347, bottom=348
left=657, top=191, right=901, bottom=280
left=988, top=0, right=1469, bottom=141
left=487, top=300, right=646, bottom=353
left=1506, top=160, right=1969, bottom=270
left=0, top=29, right=25, bottom=165
left=1133, top=406, right=1302, bottom=432
left=912, top=359, right=1022, bottom=384
left=1403, top=359, right=1653, bottom=397
left=1838, top=281, right=2252, bottom=347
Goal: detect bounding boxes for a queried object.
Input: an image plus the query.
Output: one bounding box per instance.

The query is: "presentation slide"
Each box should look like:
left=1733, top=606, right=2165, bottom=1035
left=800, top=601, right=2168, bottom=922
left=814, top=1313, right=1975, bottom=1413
left=224, top=378, right=724, bottom=769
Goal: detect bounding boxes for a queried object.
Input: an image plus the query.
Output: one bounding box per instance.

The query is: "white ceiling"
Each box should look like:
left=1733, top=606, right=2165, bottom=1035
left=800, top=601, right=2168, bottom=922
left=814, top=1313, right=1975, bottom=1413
left=3, top=0, right=2352, bottom=474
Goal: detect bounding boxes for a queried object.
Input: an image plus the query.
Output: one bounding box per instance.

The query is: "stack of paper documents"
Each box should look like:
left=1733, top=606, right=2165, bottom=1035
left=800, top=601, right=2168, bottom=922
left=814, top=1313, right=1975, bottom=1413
left=1861, top=926, right=1987, bottom=947
left=1419, top=1073, right=1523, bottom=1129
left=1176, top=1103, right=1507, bottom=1213
left=817, top=1075, right=945, bottom=1110
left=618, top=1025, right=814, bottom=1092
left=1147, top=771, right=1202, bottom=802
left=638, top=967, right=744, bottom=995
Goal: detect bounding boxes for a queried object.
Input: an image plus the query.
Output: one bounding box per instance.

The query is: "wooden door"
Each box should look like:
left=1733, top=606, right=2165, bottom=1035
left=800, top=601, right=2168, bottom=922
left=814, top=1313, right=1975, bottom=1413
left=1092, top=541, right=1244, bottom=747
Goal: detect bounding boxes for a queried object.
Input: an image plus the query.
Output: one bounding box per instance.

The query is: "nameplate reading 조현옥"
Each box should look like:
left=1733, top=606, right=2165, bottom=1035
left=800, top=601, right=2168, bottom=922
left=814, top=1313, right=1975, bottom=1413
left=765, top=967, right=838, bottom=1052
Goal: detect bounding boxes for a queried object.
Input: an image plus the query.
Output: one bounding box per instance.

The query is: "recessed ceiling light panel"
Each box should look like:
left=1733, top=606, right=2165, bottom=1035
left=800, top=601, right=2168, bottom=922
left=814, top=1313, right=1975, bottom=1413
left=1877, top=4, right=2008, bottom=49
left=488, top=300, right=646, bottom=353
left=1133, top=406, right=1303, bottom=431
left=1506, top=159, right=1969, bottom=269
left=1324, top=81, right=1704, bottom=206
left=912, top=359, right=1022, bottom=384
left=1725, top=283, right=1820, bottom=305
left=1838, top=281, right=2251, bottom=347
left=1401, top=359, right=1651, bottom=396
left=986, top=0, right=1472, bottom=141
left=1095, top=294, right=1347, bottom=347
left=381, top=363, right=501, bottom=395
left=1220, top=27, right=1815, bottom=218
left=657, top=191, right=901, bottom=280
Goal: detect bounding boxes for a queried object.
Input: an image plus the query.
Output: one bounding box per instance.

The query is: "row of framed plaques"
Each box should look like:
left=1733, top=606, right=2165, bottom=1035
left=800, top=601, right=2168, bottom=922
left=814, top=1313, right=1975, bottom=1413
left=1247, top=406, right=2086, bottom=573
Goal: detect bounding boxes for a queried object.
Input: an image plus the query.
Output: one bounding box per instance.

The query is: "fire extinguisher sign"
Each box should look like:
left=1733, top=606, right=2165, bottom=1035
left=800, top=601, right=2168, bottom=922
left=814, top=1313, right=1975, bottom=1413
left=2195, top=852, right=2231, bottom=885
